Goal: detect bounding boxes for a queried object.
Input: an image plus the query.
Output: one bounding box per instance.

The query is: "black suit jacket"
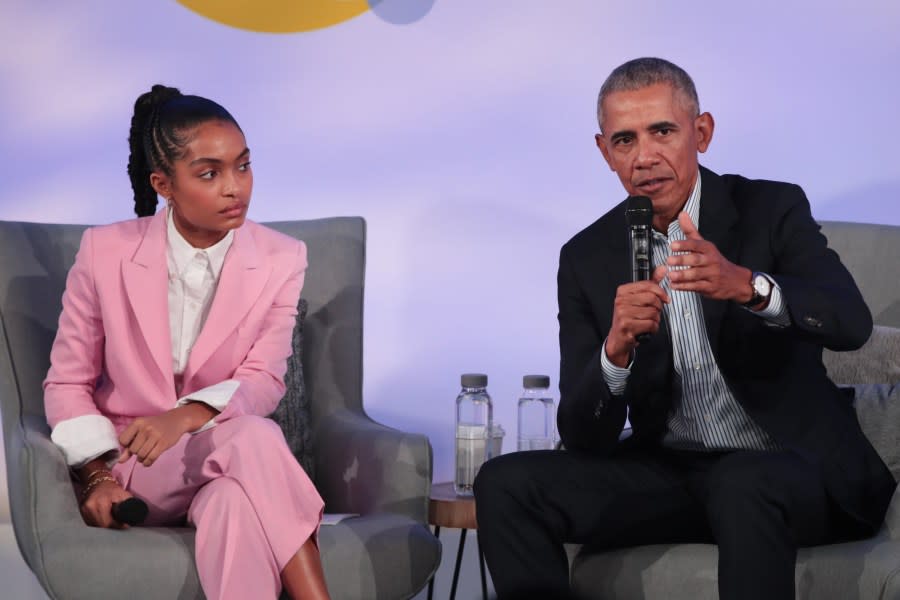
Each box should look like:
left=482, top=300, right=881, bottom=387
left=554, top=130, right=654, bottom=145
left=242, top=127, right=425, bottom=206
left=556, top=166, right=896, bottom=532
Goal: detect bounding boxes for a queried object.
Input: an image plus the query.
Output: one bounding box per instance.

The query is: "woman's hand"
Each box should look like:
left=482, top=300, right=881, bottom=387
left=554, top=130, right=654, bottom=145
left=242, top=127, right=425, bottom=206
left=118, top=411, right=190, bottom=467
left=118, top=403, right=218, bottom=467
left=81, top=478, right=133, bottom=529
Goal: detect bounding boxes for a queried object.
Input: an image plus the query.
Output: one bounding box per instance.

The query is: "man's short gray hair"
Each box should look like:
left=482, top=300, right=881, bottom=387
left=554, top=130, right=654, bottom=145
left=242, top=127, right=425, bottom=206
left=597, top=57, right=700, bottom=130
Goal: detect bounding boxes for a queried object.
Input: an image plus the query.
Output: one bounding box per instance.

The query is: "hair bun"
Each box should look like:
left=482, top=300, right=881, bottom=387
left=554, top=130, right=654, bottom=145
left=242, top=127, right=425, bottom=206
left=134, top=84, right=182, bottom=116
left=148, top=84, right=182, bottom=105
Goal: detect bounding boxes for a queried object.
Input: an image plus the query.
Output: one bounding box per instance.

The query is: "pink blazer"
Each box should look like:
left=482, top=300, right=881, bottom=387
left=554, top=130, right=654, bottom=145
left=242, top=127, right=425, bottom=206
left=44, top=209, right=307, bottom=436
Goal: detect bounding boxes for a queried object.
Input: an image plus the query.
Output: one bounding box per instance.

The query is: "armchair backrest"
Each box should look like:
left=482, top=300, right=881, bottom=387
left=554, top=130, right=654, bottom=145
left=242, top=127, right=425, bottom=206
left=0, top=222, right=84, bottom=423
left=819, top=221, right=900, bottom=484
left=264, top=218, right=366, bottom=422
left=819, top=220, right=900, bottom=328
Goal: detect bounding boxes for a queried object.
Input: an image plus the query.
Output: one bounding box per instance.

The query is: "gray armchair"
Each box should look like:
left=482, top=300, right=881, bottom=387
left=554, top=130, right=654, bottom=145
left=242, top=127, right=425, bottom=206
left=569, top=221, right=900, bottom=599
left=0, top=217, right=440, bottom=599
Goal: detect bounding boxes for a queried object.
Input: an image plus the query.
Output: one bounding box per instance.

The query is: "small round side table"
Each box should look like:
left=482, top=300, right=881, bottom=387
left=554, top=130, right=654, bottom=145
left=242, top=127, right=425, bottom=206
left=427, top=481, right=488, bottom=600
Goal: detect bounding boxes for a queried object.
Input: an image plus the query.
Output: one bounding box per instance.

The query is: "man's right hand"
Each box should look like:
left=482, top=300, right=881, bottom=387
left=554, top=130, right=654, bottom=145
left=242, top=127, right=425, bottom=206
left=81, top=478, right=134, bottom=529
left=606, top=265, right=669, bottom=367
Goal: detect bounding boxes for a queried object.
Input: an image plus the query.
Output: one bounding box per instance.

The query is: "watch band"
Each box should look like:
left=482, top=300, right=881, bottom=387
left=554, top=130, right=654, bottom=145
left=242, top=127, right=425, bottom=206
left=743, top=288, right=764, bottom=308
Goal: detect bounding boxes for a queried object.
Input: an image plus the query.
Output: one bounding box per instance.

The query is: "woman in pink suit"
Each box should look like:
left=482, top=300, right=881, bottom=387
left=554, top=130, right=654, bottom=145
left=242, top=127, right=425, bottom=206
left=43, top=84, right=330, bottom=600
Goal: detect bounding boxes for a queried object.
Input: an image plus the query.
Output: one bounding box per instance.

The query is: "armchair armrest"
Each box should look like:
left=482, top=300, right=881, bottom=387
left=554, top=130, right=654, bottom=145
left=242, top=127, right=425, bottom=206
left=7, top=415, right=83, bottom=587
left=312, top=409, right=432, bottom=524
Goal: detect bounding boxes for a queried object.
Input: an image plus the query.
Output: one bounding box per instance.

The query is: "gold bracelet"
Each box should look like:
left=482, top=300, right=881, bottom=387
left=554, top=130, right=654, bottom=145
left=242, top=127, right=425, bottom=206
left=81, top=475, right=117, bottom=502
left=83, top=467, right=112, bottom=484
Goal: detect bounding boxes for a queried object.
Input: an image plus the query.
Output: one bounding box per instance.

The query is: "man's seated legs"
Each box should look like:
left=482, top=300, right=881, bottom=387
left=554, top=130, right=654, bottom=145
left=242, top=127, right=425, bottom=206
left=475, top=447, right=843, bottom=600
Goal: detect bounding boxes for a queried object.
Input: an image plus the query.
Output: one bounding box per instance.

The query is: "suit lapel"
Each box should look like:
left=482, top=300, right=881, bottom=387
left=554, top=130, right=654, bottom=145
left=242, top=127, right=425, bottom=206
left=697, top=167, right=740, bottom=358
left=121, top=210, right=174, bottom=390
left=182, top=224, right=271, bottom=385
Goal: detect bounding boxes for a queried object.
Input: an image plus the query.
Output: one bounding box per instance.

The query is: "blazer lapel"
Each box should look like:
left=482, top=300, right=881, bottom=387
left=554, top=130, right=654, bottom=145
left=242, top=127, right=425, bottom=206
left=121, top=210, right=174, bottom=390
left=182, top=224, right=271, bottom=385
left=697, top=166, right=740, bottom=358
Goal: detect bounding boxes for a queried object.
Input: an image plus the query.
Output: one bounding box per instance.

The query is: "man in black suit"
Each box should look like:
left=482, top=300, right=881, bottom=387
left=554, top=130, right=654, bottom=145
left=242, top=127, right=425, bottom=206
left=474, top=57, right=896, bottom=600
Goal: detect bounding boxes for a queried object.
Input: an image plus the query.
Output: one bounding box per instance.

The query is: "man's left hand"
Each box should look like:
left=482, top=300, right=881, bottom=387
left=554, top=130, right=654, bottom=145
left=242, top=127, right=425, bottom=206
left=666, top=212, right=753, bottom=303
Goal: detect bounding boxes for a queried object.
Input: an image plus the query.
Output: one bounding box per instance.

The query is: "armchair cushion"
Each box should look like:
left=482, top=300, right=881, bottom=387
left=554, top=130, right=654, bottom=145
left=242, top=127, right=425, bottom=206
left=571, top=527, right=900, bottom=600
left=319, top=514, right=440, bottom=599
left=848, top=382, right=900, bottom=482
left=269, top=298, right=315, bottom=480
left=824, top=325, right=900, bottom=385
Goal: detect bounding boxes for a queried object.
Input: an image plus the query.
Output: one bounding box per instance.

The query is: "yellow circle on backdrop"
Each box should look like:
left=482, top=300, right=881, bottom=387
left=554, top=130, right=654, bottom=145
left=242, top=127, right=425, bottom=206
left=178, top=0, right=371, bottom=33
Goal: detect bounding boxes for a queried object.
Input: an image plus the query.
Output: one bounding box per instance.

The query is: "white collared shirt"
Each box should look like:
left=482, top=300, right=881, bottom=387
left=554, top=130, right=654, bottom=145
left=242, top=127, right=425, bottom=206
left=167, top=207, right=239, bottom=430
left=167, top=207, right=233, bottom=379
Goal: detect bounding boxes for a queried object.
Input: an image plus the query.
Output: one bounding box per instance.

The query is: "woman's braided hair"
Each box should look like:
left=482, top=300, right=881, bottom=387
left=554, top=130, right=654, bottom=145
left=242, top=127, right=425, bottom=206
left=126, top=85, right=241, bottom=217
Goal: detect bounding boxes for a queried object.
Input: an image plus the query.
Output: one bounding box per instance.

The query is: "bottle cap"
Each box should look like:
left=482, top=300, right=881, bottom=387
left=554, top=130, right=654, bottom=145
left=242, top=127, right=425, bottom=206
left=461, top=373, right=488, bottom=388
left=523, top=375, right=550, bottom=389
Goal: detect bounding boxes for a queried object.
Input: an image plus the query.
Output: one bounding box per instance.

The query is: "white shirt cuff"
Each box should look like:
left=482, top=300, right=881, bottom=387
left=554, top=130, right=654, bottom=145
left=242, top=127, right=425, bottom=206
left=50, top=414, right=119, bottom=467
left=600, top=338, right=632, bottom=396
left=176, top=379, right=240, bottom=433
left=745, top=276, right=790, bottom=327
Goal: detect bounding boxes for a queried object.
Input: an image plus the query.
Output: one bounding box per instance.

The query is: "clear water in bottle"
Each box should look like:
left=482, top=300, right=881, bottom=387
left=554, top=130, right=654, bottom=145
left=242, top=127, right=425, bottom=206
left=517, top=374, right=555, bottom=451
left=455, top=373, right=493, bottom=495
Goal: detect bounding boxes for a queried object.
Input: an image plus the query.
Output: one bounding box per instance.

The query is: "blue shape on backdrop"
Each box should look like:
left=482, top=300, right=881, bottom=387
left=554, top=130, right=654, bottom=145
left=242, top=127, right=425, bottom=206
left=368, top=0, right=435, bottom=25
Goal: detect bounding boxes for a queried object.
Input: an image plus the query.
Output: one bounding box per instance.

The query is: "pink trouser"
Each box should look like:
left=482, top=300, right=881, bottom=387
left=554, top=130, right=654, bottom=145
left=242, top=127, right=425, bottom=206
left=112, top=415, right=324, bottom=600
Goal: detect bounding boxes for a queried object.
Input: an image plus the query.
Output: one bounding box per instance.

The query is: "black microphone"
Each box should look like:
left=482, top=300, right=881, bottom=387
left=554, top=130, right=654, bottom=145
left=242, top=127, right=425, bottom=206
left=625, top=195, right=654, bottom=343
left=111, top=497, right=149, bottom=526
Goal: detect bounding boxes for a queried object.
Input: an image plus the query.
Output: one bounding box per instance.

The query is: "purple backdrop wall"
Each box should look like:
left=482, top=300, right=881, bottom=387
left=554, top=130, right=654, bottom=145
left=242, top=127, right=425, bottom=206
left=2, top=0, right=898, bottom=482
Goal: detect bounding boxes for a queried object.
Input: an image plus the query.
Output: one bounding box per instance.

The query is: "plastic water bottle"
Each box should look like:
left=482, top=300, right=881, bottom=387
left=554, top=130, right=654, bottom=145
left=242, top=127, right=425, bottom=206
left=455, top=373, right=493, bottom=496
left=517, top=375, right=555, bottom=451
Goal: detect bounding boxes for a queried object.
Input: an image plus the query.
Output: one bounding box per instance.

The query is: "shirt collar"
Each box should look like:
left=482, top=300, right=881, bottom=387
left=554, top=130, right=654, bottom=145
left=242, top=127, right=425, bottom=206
left=663, top=170, right=702, bottom=239
left=166, top=206, right=234, bottom=279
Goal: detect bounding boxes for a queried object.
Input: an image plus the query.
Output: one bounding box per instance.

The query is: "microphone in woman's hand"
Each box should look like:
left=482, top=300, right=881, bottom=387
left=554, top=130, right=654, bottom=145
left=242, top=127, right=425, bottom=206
left=111, top=497, right=148, bottom=526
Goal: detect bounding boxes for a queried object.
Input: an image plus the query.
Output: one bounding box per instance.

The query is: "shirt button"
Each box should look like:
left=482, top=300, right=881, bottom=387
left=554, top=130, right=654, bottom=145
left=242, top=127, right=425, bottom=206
left=684, top=310, right=692, bottom=319
left=704, top=413, right=712, bottom=422
left=694, top=363, right=702, bottom=371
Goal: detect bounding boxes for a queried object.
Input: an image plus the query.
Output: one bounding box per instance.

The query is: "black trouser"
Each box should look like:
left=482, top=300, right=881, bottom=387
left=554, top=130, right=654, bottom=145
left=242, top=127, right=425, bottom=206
left=474, top=446, right=841, bottom=600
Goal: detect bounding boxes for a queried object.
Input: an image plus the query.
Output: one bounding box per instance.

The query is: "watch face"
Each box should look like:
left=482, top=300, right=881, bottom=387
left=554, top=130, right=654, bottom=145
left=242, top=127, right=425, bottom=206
left=753, top=274, right=772, bottom=296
